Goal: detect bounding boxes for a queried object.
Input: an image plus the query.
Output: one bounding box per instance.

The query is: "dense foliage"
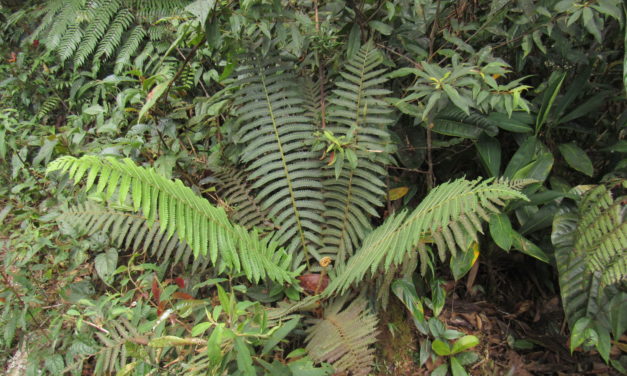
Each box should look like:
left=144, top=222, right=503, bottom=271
left=1, top=0, right=626, bottom=375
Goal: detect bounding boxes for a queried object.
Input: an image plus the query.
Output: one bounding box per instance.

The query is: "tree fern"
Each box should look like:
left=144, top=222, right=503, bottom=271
left=325, top=178, right=528, bottom=295
left=59, top=202, right=213, bottom=274
left=305, top=296, right=378, bottom=376
left=233, top=55, right=325, bottom=265
left=47, top=155, right=295, bottom=284
left=552, top=182, right=627, bottom=330
left=320, top=42, right=396, bottom=264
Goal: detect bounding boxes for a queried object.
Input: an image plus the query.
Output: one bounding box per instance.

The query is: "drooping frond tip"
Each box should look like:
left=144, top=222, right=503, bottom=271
left=47, top=155, right=295, bottom=285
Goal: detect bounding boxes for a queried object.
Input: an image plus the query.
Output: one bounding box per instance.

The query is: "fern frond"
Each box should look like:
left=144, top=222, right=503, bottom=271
left=553, top=183, right=627, bottom=330
left=58, top=24, right=83, bottom=62
left=35, top=95, right=61, bottom=121
left=59, top=202, right=213, bottom=273
left=114, top=26, right=146, bottom=73
left=321, top=42, right=396, bottom=264
left=92, top=318, right=147, bottom=375
left=213, top=168, right=271, bottom=231
left=432, top=106, right=498, bottom=139
left=326, top=178, right=528, bottom=295
left=45, top=0, right=83, bottom=51
left=233, top=55, right=325, bottom=265
left=47, top=155, right=295, bottom=284
left=93, top=8, right=134, bottom=60
left=74, top=0, right=122, bottom=67
left=305, top=296, right=378, bottom=376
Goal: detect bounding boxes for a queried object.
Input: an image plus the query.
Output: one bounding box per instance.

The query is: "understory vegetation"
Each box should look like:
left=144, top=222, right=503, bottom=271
left=0, top=0, right=626, bottom=375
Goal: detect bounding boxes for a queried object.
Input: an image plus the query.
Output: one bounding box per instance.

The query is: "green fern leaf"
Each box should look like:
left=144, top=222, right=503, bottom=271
left=233, top=54, right=325, bottom=265
left=47, top=155, right=295, bottom=284
left=326, top=178, right=528, bottom=295
left=553, top=183, right=627, bottom=331
left=321, top=42, right=396, bottom=265
left=305, top=296, right=378, bottom=376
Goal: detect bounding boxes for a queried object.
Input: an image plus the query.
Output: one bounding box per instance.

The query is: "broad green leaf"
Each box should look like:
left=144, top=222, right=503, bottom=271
left=206, top=324, right=225, bottom=366
left=235, top=336, right=255, bottom=376
left=191, top=322, right=212, bottom=337
left=558, top=143, right=593, bottom=177
left=450, top=242, right=478, bottom=280
left=570, top=317, right=592, bottom=353
left=489, top=213, right=514, bottom=251
left=138, top=82, right=168, bottom=122
left=536, top=71, right=566, bottom=135
left=369, top=20, right=392, bottom=35
left=451, top=335, right=479, bottom=354
left=432, top=339, right=451, bottom=356
left=432, top=364, right=449, bottom=376
left=512, top=153, right=554, bottom=182
left=503, top=136, right=537, bottom=178
left=392, top=279, right=427, bottom=334
left=450, top=356, right=469, bottom=376
left=476, top=134, right=501, bottom=177
left=261, top=317, right=301, bottom=356
left=488, top=112, right=533, bottom=133
left=94, top=248, right=118, bottom=284
left=511, top=231, right=550, bottom=263
left=347, top=24, right=361, bottom=58
left=442, top=84, right=470, bottom=114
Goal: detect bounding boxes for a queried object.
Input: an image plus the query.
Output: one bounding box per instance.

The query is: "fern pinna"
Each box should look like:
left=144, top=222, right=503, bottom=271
left=47, top=155, right=295, bottom=285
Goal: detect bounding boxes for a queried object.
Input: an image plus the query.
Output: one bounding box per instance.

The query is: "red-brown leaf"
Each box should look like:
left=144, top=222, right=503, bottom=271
left=297, top=273, right=329, bottom=294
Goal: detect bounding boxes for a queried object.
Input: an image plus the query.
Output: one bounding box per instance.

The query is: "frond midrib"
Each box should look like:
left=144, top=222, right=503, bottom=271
left=259, top=71, right=310, bottom=259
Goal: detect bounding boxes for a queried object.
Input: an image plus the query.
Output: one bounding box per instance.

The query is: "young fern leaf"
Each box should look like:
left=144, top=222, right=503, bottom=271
left=305, top=296, right=378, bottom=376
left=321, top=41, right=396, bottom=265
left=47, top=155, right=295, bottom=284
left=59, top=202, right=213, bottom=274
left=325, top=178, right=528, bottom=295
left=233, top=55, right=325, bottom=265
left=552, top=183, right=627, bottom=330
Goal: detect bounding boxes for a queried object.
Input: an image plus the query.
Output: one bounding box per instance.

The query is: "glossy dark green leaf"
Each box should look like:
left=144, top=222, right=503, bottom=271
left=503, top=136, right=537, bottom=178
left=488, top=112, right=533, bottom=133
left=476, top=133, right=501, bottom=177
left=489, top=213, right=514, bottom=251
left=536, top=71, right=566, bottom=134
left=558, top=143, right=593, bottom=177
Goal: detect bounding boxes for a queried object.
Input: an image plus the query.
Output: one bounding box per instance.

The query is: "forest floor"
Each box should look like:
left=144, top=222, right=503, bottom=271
left=374, top=255, right=622, bottom=376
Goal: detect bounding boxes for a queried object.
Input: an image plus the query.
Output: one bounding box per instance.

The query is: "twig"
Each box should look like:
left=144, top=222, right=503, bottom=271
left=426, top=123, right=435, bottom=190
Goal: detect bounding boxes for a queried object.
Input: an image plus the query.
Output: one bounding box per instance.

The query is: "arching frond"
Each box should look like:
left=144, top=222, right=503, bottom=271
left=326, top=178, right=528, bottom=295
left=553, top=182, right=627, bottom=330
left=92, top=318, right=147, bottom=375
left=320, top=42, right=396, bottom=264
left=305, top=296, right=378, bottom=376
left=233, top=54, right=325, bottom=265
left=59, top=202, right=212, bottom=274
left=47, top=155, right=295, bottom=284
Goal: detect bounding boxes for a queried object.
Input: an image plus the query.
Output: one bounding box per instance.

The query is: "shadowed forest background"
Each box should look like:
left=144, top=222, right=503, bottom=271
left=0, top=0, right=626, bottom=375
